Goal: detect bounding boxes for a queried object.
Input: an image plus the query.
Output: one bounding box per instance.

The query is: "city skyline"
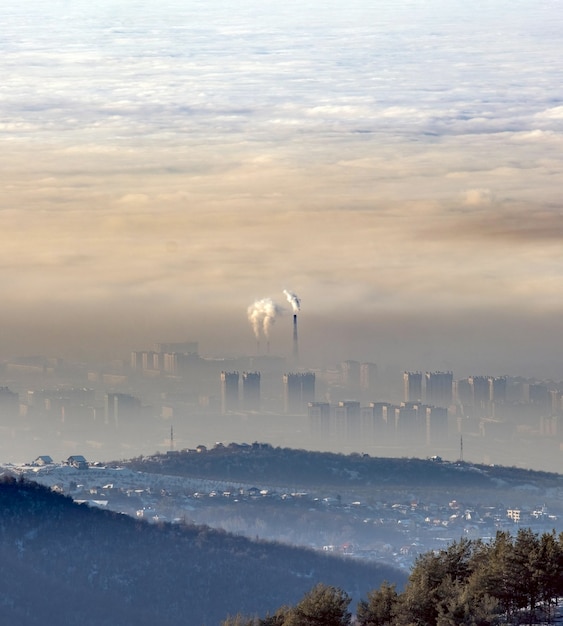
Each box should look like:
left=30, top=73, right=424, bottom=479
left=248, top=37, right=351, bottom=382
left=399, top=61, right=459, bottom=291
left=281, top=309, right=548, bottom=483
left=2, top=343, right=563, bottom=472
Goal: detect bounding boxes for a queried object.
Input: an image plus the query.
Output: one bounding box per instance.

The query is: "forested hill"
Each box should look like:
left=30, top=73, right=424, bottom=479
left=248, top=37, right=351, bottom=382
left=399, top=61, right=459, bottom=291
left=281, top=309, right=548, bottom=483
left=0, top=476, right=405, bottom=626
left=123, top=445, right=563, bottom=494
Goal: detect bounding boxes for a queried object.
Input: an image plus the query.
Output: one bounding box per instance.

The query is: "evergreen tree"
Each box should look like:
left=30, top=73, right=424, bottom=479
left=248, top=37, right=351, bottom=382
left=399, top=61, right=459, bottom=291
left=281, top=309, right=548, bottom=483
left=394, top=551, right=447, bottom=626
left=356, top=582, right=398, bottom=626
left=442, top=538, right=474, bottom=584
left=557, top=532, right=563, bottom=598
left=259, top=607, right=291, bottom=625
left=511, top=527, right=541, bottom=620
left=478, top=531, right=514, bottom=617
left=283, top=583, right=352, bottom=626
left=223, top=530, right=563, bottom=626
left=435, top=577, right=500, bottom=626
left=536, top=531, right=563, bottom=623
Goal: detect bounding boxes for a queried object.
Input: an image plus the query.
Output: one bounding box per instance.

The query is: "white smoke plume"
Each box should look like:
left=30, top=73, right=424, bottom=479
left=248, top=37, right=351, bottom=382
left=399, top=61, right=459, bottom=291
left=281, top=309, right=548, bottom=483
left=283, top=289, right=301, bottom=314
left=247, top=298, right=284, bottom=339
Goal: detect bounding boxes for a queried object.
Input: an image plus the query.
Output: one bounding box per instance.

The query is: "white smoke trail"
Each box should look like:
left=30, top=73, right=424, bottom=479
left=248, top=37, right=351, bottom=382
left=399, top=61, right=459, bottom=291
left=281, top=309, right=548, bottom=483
left=247, top=298, right=284, bottom=339
left=283, top=289, right=301, bottom=314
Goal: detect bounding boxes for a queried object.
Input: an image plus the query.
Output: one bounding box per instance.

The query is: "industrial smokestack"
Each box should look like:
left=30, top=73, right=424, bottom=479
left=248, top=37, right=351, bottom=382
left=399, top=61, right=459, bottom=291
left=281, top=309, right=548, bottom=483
left=284, top=290, right=301, bottom=363
left=293, top=313, right=298, bottom=360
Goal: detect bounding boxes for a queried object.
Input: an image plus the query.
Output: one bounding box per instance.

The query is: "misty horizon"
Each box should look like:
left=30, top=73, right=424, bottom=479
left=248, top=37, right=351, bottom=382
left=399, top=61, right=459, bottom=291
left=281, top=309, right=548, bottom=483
left=3, top=2, right=563, bottom=368
left=2, top=1, right=563, bottom=471
left=4, top=307, right=563, bottom=382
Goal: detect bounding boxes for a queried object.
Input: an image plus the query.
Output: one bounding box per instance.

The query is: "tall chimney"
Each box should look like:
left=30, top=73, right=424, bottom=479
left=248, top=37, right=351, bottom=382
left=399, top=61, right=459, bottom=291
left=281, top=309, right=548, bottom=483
left=293, top=313, right=299, bottom=360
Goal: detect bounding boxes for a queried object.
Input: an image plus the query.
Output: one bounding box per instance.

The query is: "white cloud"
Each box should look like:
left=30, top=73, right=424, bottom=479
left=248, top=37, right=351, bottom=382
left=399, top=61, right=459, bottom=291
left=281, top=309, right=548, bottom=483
left=536, top=106, right=563, bottom=120
left=463, top=188, right=494, bottom=206
left=2, top=0, right=563, bottom=371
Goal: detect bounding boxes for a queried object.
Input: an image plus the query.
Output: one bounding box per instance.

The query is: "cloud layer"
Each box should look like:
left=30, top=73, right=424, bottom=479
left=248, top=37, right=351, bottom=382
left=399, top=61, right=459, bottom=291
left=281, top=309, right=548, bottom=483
left=1, top=0, right=563, bottom=374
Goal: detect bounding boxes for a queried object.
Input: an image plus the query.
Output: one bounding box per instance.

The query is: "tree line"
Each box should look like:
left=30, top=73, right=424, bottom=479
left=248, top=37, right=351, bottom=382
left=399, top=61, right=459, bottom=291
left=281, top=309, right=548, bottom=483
left=224, top=529, right=563, bottom=626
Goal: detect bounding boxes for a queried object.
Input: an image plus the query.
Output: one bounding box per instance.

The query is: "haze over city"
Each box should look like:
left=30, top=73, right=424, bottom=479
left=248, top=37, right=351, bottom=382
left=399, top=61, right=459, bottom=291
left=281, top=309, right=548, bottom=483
left=2, top=1, right=563, bottom=471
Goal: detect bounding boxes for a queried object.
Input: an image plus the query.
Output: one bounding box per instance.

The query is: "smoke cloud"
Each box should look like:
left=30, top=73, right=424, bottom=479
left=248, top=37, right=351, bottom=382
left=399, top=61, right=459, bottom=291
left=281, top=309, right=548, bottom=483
left=247, top=298, right=284, bottom=339
left=283, top=290, right=301, bottom=314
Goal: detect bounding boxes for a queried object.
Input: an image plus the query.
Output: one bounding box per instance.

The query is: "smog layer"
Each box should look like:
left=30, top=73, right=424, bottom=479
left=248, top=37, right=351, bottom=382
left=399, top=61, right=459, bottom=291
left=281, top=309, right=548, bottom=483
left=2, top=1, right=563, bottom=379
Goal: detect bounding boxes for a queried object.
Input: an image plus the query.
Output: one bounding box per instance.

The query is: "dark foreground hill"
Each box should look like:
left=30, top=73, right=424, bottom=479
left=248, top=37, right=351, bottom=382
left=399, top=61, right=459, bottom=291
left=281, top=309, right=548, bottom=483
left=0, top=477, right=405, bottom=626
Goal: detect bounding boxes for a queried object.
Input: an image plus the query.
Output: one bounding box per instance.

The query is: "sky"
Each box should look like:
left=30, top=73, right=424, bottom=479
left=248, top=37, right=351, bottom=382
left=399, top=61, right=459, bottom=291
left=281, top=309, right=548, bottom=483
left=2, top=0, right=563, bottom=378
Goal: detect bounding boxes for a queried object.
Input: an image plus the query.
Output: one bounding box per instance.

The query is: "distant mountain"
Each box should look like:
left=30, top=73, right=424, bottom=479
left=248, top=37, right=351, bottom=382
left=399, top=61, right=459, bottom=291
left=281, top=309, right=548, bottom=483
left=0, top=476, right=405, bottom=626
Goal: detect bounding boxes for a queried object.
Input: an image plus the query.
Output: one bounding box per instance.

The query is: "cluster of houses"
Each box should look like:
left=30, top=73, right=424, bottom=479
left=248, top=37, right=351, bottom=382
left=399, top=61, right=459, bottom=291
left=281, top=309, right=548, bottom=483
left=17, top=455, right=562, bottom=570
left=34, top=455, right=89, bottom=470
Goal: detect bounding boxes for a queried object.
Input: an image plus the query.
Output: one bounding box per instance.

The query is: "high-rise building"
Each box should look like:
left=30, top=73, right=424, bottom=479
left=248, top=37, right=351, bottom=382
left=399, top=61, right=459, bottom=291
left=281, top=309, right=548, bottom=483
left=403, top=372, right=423, bottom=403
left=283, top=373, right=302, bottom=414
left=283, top=372, right=315, bottom=414
left=360, top=362, right=378, bottom=392
left=340, top=360, right=361, bottom=389
left=490, top=377, right=507, bottom=405
left=425, top=406, right=448, bottom=446
left=163, top=353, right=178, bottom=374
left=529, top=383, right=550, bottom=411
left=360, top=405, right=377, bottom=440
left=241, top=372, right=260, bottom=412
left=104, top=393, right=141, bottom=427
left=308, top=402, right=330, bottom=438
left=425, top=372, right=453, bottom=408
left=301, top=372, right=315, bottom=405
left=456, top=378, right=473, bottom=409
left=131, top=350, right=160, bottom=372
left=334, top=401, right=361, bottom=441
left=456, top=375, right=505, bottom=418
left=395, top=402, right=422, bottom=443
left=367, top=402, right=395, bottom=443
left=549, top=389, right=561, bottom=416
left=130, top=351, right=141, bottom=370
left=220, top=371, right=239, bottom=414
left=360, top=363, right=379, bottom=402
left=506, top=378, right=529, bottom=403
left=540, top=414, right=558, bottom=437
left=469, top=376, right=491, bottom=416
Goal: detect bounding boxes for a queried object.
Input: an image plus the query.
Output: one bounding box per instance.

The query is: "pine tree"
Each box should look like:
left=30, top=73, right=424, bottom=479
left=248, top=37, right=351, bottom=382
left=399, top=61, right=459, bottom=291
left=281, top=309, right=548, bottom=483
left=259, top=607, right=291, bottom=626
left=535, top=531, right=563, bottom=623
left=511, top=527, right=541, bottom=621
left=283, top=583, right=352, bottom=626
left=356, top=582, right=398, bottom=626
left=395, top=551, right=447, bottom=626
left=442, top=538, right=474, bottom=584
left=479, top=531, right=514, bottom=617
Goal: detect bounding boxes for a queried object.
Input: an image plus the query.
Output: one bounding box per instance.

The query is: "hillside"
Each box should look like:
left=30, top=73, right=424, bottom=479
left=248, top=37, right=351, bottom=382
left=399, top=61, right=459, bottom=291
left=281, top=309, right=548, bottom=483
left=122, top=444, right=563, bottom=502
left=0, top=476, right=405, bottom=626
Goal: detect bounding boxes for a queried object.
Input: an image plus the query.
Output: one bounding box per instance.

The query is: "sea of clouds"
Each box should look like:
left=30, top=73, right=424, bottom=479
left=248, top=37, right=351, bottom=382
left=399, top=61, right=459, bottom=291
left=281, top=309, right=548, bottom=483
left=1, top=0, right=563, bottom=372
